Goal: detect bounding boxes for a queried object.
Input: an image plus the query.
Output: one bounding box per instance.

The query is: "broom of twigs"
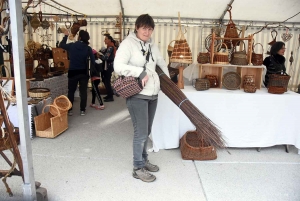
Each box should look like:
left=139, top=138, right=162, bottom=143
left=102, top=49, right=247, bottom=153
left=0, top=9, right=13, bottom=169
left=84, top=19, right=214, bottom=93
left=156, top=66, right=226, bottom=149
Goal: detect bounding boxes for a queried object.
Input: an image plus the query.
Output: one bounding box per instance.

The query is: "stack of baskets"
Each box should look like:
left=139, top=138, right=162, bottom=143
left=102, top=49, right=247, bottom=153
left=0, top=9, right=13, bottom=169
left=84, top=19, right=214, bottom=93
left=268, top=73, right=291, bottom=94
left=180, top=130, right=217, bottom=160
left=243, top=75, right=256, bottom=93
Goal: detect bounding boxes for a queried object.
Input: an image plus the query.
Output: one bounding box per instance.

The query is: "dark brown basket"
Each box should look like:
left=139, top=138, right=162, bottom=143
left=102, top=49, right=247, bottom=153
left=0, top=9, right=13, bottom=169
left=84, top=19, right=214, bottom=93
left=268, top=86, right=285, bottom=94
left=197, top=52, right=210, bottom=64
left=205, top=75, right=219, bottom=88
left=251, top=43, right=264, bottom=66
left=244, top=84, right=256, bottom=93
left=230, top=41, right=248, bottom=65
left=268, top=73, right=290, bottom=92
left=222, top=72, right=241, bottom=90
left=193, top=78, right=210, bottom=91
left=180, top=130, right=217, bottom=161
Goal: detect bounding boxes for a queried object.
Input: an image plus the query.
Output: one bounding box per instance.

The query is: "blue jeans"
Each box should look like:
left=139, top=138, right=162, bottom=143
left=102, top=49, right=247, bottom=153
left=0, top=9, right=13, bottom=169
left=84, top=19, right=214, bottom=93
left=126, top=97, right=158, bottom=168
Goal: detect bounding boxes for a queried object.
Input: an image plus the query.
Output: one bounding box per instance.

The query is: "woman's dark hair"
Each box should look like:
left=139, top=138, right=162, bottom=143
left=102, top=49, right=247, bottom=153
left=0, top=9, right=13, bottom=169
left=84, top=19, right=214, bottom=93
left=106, top=35, right=116, bottom=47
left=79, top=30, right=90, bottom=45
left=270, top=41, right=285, bottom=55
left=134, top=14, right=155, bottom=33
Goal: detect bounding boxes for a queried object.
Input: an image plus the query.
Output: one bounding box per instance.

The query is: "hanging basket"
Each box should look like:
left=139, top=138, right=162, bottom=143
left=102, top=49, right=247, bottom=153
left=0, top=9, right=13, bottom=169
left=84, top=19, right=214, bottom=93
left=180, top=130, right=217, bottom=161
left=167, top=40, right=176, bottom=57
left=251, top=43, right=264, bottom=66
left=170, top=12, right=193, bottom=64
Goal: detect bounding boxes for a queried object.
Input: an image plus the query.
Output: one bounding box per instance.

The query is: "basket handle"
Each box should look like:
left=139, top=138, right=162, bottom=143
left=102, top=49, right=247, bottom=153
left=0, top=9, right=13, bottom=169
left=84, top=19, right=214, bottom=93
left=234, top=40, right=246, bottom=52
left=42, top=104, right=61, bottom=117
left=271, top=30, right=277, bottom=39
left=252, top=43, right=264, bottom=54
left=168, top=40, right=176, bottom=48
left=215, top=43, right=228, bottom=53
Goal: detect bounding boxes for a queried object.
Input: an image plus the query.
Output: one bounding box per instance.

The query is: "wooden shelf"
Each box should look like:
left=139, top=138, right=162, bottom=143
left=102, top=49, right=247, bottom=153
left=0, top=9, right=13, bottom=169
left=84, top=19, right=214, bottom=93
left=199, top=63, right=264, bottom=89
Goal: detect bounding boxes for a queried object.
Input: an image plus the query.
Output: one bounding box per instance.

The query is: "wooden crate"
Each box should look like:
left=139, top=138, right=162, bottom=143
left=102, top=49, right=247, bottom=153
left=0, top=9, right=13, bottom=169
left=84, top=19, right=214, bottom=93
left=237, top=66, right=263, bottom=89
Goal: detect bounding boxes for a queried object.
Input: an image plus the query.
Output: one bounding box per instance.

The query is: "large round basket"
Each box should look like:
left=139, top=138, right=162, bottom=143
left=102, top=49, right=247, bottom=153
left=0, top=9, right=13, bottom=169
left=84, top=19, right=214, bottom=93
left=180, top=130, right=217, bottom=161
left=28, top=88, right=50, bottom=99
left=49, top=95, right=72, bottom=116
left=222, top=72, right=241, bottom=90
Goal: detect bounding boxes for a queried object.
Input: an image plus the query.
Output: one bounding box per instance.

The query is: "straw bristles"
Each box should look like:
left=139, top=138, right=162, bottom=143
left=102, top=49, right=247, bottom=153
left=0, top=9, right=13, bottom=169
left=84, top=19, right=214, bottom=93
left=156, top=66, right=226, bottom=149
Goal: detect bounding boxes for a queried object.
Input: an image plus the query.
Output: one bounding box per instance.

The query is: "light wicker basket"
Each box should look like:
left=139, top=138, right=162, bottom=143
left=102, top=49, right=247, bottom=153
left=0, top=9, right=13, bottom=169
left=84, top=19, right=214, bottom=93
left=213, top=43, right=229, bottom=64
left=34, top=105, right=68, bottom=138
left=49, top=95, right=72, bottom=116
left=28, top=88, right=50, bottom=99
left=180, top=130, right=217, bottom=161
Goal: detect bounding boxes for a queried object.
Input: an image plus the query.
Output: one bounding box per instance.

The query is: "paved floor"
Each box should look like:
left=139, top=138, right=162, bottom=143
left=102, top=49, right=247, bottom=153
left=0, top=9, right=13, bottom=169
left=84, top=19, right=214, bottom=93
left=1, top=94, right=300, bottom=201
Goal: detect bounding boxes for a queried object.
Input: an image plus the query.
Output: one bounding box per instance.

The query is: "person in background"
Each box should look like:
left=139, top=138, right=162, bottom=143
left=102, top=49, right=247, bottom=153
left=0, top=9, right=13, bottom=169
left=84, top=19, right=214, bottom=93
left=114, top=14, right=170, bottom=182
left=90, top=49, right=105, bottom=110
left=59, top=29, right=95, bottom=116
left=101, top=35, right=117, bottom=102
left=263, top=41, right=286, bottom=87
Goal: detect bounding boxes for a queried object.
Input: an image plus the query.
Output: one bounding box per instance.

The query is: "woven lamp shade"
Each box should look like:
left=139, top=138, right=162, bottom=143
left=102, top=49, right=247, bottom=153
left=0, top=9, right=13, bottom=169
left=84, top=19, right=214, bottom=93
left=170, top=12, right=193, bottom=64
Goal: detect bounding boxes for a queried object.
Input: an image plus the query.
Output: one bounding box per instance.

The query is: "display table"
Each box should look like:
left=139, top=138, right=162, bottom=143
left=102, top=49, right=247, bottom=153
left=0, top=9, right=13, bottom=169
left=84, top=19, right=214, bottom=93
left=30, top=74, right=68, bottom=100
left=151, top=86, right=300, bottom=153
left=6, top=98, right=52, bottom=138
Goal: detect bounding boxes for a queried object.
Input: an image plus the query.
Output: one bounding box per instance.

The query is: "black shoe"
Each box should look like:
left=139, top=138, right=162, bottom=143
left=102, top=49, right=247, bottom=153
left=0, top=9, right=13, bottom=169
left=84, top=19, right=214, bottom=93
left=104, top=98, right=114, bottom=102
left=103, top=95, right=109, bottom=100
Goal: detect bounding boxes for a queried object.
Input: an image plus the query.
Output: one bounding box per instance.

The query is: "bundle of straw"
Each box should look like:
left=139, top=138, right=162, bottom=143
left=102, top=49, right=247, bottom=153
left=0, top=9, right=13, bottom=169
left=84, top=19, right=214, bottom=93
left=156, top=66, right=226, bottom=149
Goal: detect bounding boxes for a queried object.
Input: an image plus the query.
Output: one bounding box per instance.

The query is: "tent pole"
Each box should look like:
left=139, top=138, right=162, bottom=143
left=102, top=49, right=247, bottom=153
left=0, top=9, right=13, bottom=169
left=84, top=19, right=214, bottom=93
left=9, top=0, right=37, bottom=200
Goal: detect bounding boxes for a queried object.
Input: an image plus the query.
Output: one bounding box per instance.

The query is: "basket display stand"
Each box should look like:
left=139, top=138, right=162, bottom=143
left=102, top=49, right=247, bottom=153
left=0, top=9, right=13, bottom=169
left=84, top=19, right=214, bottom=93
left=198, top=33, right=263, bottom=90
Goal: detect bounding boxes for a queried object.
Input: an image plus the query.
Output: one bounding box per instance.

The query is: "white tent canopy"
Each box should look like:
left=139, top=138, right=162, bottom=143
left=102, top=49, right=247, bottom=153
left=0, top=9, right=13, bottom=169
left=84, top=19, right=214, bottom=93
left=25, top=0, right=300, bottom=23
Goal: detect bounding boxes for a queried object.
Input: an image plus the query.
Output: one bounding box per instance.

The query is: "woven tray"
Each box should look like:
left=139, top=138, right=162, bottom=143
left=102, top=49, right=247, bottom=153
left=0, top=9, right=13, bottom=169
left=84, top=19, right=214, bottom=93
left=222, top=72, right=241, bottom=90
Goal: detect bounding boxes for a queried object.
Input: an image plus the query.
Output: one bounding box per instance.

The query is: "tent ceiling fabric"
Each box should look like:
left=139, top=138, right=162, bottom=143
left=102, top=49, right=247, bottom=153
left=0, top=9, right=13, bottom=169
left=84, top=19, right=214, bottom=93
left=42, top=0, right=300, bottom=23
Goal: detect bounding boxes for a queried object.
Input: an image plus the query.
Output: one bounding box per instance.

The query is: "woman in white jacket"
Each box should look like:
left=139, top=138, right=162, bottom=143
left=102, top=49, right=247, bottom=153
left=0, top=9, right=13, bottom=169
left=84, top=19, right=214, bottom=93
left=114, top=14, right=170, bottom=182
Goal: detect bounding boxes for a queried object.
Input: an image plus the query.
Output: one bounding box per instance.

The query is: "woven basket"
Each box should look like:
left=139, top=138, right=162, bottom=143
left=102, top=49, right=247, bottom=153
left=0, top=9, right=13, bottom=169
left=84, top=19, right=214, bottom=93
left=213, top=43, right=229, bottom=64
left=28, top=88, right=50, bottom=99
left=222, top=72, right=241, bottom=90
left=0, top=127, right=20, bottom=151
left=268, top=86, right=285, bottom=94
left=180, top=130, right=217, bottom=160
left=251, top=43, right=264, bottom=66
left=244, top=84, right=256, bottom=93
left=204, top=75, right=219, bottom=88
left=268, top=73, right=290, bottom=92
left=223, top=7, right=239, bottom=49
left=192, top=78, right=210, bottom=91
left=197, top=52, right=210, bottom=64
left=50, top=95, right=72, bottom=116
left=170, top=13, right=193, bottom=64
left=230, top=41, right=248, bottom=65
left=243, top=75, right=255, bottom=86
left=34, top=105, right=68, bottom=138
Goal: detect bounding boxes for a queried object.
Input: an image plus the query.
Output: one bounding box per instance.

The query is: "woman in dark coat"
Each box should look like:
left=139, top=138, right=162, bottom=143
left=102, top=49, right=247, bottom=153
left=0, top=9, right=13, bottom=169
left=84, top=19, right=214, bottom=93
left=263, top=41, right=286, bottom=87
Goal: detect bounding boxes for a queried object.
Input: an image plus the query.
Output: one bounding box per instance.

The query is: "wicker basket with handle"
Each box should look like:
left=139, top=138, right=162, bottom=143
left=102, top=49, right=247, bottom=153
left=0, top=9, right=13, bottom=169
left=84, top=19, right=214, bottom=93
left=251, top=43, right=264, bottom=66
left=49, top=95, right=72, bottom=116
left=230, top=41, right=248, bottom=65
left=180, top=130, right=217, bottom=160
left=192, top=78, right=210, bottom=91
left=213, top=43, right=229, bottom=64
left=34, top=104, right=68, bottom=138
left=268, top=73, right=290, bottom=92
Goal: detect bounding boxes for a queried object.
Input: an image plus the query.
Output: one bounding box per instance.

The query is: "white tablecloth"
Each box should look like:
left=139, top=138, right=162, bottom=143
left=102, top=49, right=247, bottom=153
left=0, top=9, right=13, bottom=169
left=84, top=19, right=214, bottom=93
left=151, top=86, right=300, bottom=152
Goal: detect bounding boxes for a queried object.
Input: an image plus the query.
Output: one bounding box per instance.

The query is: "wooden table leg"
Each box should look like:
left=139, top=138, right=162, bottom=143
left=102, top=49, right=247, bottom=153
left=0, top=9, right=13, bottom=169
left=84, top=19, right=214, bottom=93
left=177, top=66, right=184, bottom=89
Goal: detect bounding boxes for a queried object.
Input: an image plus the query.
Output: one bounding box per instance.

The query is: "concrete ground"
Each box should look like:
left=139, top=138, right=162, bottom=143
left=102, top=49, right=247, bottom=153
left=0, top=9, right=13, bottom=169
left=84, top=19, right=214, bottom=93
left=1, top=93, right=300, bottom=201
